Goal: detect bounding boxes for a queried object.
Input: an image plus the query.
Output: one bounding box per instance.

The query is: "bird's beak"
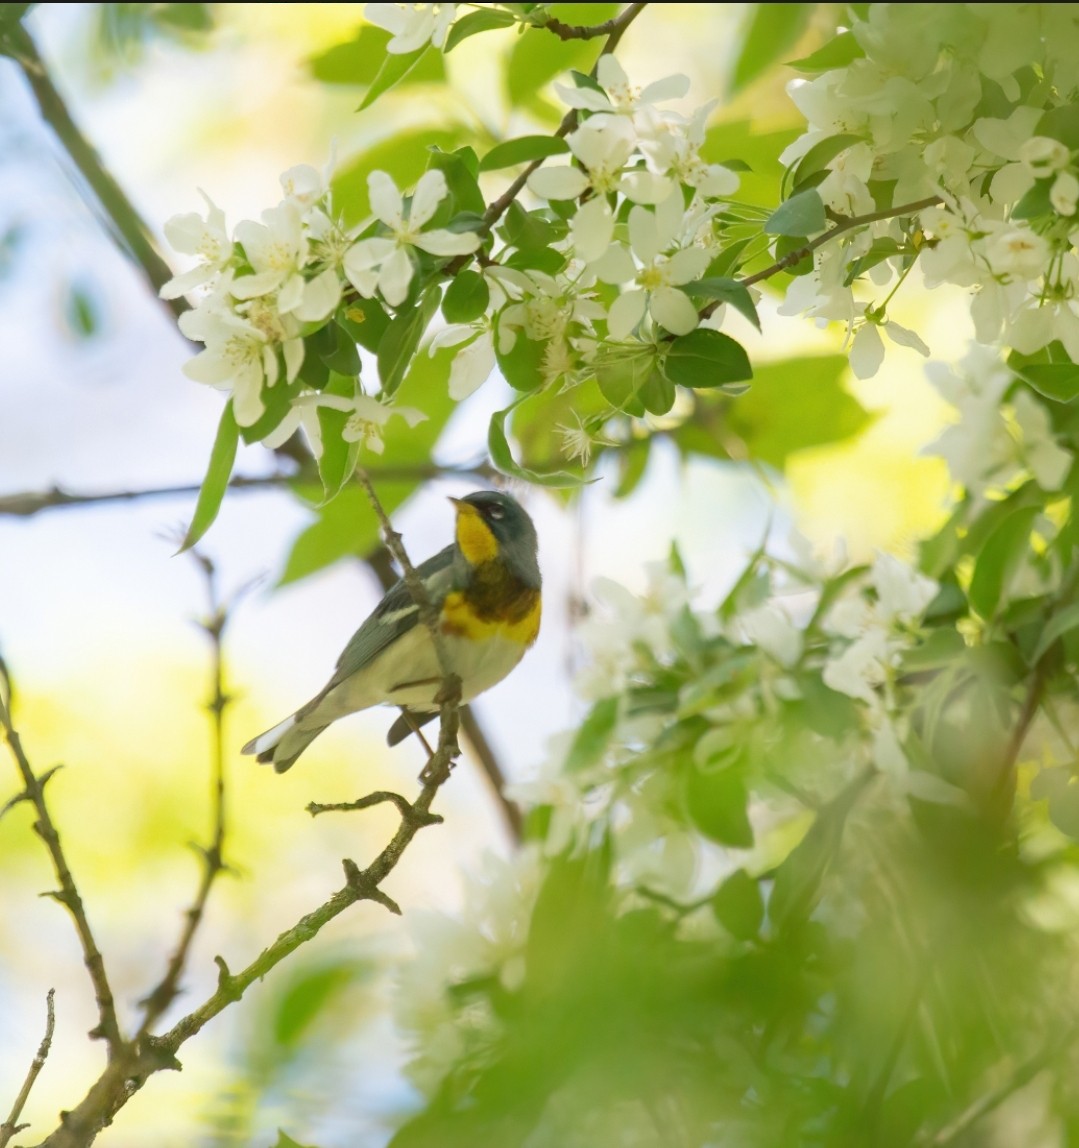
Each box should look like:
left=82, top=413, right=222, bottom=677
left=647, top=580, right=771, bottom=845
left=448, top=497, right=465, bottom=511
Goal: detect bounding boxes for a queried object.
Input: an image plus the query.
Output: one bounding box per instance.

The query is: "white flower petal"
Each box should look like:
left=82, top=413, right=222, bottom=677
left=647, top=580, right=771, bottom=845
left=368, top=171, right=404, bottom=227
left=414, top=228, right=482, bottom=257
left=850, top=324, right=885, bottom=379
left=649, top=286, right=699, bottom=335
left=571, top=197, right=614, bottom=262
left=449, top=333, right=496, bottom=399
left=527, top=167, right=590, bottom=201
left=628, top=204, right=661, bottom=264
left=607, top=289, right=647, bottom=339
left=294, top=268, right=343, bottom=323
left=378, top=245, right=415, bottom=306
left=410, top=170, right=449, bottom=228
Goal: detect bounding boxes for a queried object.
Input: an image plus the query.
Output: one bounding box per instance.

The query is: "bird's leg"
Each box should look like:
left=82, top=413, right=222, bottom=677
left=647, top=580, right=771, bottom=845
left=399, top=709, right=437, bottom=768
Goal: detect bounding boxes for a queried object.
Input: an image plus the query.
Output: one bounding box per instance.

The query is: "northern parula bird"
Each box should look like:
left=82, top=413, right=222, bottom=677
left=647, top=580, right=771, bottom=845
left=241, top=490, right=541, bottom=773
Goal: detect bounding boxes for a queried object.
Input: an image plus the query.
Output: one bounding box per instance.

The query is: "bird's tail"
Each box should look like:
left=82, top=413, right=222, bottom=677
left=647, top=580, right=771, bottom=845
left=241, top=714, right=328, bottom=774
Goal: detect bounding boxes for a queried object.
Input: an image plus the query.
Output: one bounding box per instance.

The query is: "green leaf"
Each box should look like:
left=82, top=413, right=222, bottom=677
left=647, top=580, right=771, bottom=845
left=442, top=269, right=490, bottom=323
left=340, top=297, right=390, bottom=353
left=316, top=405, right=359, bottom=500
left=787, top=30, right=865, bottom=72
left=720, top=355, right=871, bottom=469
left=273, top=958, right=370, bottom=1048
left=1013, top=362, right=1079, bottom=403
left=444, top=5, right=517, bottom=51
left=967, top=505, right=1039, bottom=619
left=426, top=146, right=486, bottom=215
left=332, top=127, right=465, bottom=226
left=639, top=369, right=676, bottom=415
left=178, top=401, right=239, bottom=553
left=564, top=696, right=620, bottom=773
left=1011, top=178, right=1052, bottom=221
left=359, top=44, right=436, bottom=111
left=496, top=333, right=547, bottom=392
left=595, top=347, right=660, bottom=414
left=308, top=24, right=444, bottom=88
left=377, top=288, right=441, bottom=396
left=1031, top=603, right=1079, bottom=665
left=663, top=330, right=753, bottom=390
left=272, top=1132, right=320, bottom=1148
left=730, top=3, right=812, bottom=93
left=488, top=407, right=587, bottom=488
left=764, top=188, right=827, bottom=236
left=683, top=763, right=753, bottom=848
left=701, top=120, right=801, bottom=211
left=1036, top=104, right=1079, bottom=150
left=712, top=869, right=764, bottom=940
left=680, top=278, right=760, bottom=330
left=480, top=135, right=570, bottom=172
left=788, top=132, right=864, bottom=194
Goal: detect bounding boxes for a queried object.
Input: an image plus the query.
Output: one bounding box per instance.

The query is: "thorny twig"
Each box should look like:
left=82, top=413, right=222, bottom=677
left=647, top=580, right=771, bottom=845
left=0, top=989, right=56, bottom=1148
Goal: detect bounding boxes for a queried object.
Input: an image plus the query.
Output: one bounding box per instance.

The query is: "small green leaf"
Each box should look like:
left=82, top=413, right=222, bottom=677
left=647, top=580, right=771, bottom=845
left=1015, top=363, right=1079, bottom=403
left=787, top=30, right=865, bottom=72
left=272, top=1132, right=320, bottom=1148
left=639, top=369, right=676, bottom=415
left=309, top=25, right=443, bottom=88
left=359, top=44, right=435, bottom=111
left=712, top=869, right=764, bottom=940
left=968, top=505, right=1039, bottom=619
left=1049, top=783, right=1079, bottom=839
left=316, top=405, right=359, bottom=500
left=480, top=135, right=570, bottom=172
left=442, top=269, right=490, bottom=323
left=178, top=401, right=239, bottom=553
left=595, top=347, right=658, bottom=413
left=663, top=330, right=753, bottom=389
left=564, top=696, right=620, bottom=772
left=444, top=5, right=517, bottom=51
left=789, top=132, right=864, bottom=194
left=1036, top=104, right=1079, bottom=150
left=339, top=298, right=390, bottom=353
left=683, top=763, right=753, bottom=848
left=489, top=407, right=586, bottom=487
left=1031, top=603, right=1079, bottom=665
left=496, top=333, right=546, bottom=392
left=680, top=277, right=761, bottom=330
left=426, top=146, right=486, bottom=215
left=377, top=288, right=441, bottom=396
left=764, top=188, right=827, bottom=236
left=730, top=3, right=812, bottom=93
left=1011, top=178, right=1053, bottom=221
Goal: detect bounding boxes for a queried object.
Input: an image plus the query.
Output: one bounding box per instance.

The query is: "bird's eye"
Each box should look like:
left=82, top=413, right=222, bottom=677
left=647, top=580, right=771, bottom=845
left=487, top=505, right=505, bottom=521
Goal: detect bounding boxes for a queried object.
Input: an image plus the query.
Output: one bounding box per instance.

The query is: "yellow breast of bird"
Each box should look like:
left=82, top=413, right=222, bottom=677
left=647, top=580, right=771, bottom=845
left=440, top=575, right=541, bottom=647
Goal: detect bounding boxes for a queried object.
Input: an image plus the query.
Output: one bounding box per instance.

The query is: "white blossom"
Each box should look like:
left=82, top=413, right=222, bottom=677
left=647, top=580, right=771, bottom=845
left=344, top=170, right=481, bottom=306
left=364, top=3, right=456, bottom=54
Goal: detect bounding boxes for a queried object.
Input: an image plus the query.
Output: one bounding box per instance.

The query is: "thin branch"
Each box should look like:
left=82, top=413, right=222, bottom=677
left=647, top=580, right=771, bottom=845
left=135, top=551, right=232, bottom=1036
left=737, top=195, right=943, bottom=290
left=0, top=698, right=123, bottom=1053
left=0, top=462, right=495, bottom=520
left=3, top=22, right=185, bottom=322
left=0, top=988, right=55, bottom=1148
left=459, top=706, right=522, bottom=843
left=540, top=3, right=648, bottom=42
left=307, top=788, right=443, bottom=826
left=920, top=1024, right=1079, bottom=1146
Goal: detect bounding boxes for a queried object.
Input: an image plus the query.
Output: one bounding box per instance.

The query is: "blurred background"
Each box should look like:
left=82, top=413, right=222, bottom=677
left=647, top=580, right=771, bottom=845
left=0, top=4, right=972, bottom=1144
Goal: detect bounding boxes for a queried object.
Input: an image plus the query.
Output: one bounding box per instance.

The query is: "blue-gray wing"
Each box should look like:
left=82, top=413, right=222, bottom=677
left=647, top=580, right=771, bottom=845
left=323, top=545, right=460, bottom=691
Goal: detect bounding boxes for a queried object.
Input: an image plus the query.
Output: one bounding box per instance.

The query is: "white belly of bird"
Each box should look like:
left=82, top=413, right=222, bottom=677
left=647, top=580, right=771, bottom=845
left=306, top=624, right=527, bottom=727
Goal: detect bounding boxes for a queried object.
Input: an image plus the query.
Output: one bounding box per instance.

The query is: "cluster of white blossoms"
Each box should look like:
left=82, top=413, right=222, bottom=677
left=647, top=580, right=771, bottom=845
left=163, top=164, right=478, bottom=453
left=779, top=4, right=1079, bottom=377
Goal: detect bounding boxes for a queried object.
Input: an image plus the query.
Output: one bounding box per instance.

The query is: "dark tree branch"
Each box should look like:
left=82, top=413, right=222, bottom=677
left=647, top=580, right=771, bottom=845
left=0, top=989, right=55, bottom=1148
left=0, top=697, right=122, bottom=1053
left=3, top=22, right=185, bottom=322
left=540, top=3, right=648, bottom=42
left=737, top=195, right=943, bottom=291
left=0, top=463, right=496, bottom=520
